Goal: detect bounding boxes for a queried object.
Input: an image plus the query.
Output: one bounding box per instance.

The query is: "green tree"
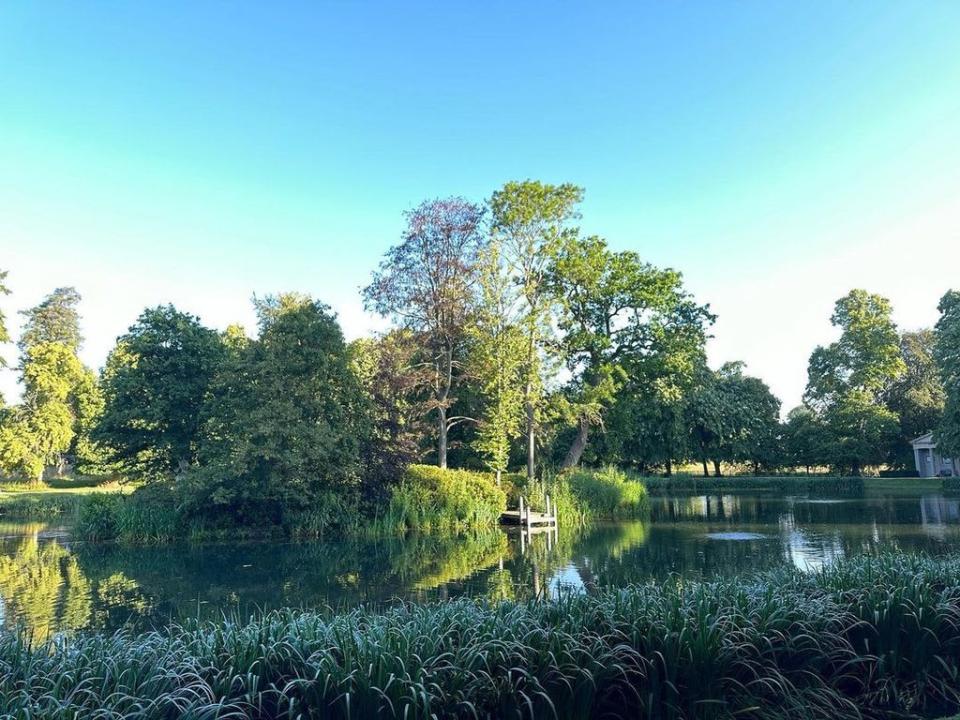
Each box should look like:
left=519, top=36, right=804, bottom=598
left=0, top=343, right=87, bottom=483
left=94, top=305, right=225, bottom=482
left=935, top=291, right=960, bottom=458
left=192, top=294, right=371, bottom=522
left=468, top=242, right=526, bottom=482
left=883, top=329, right=945, bottom=467
left=805, top=290, right=905, bottom=474
left=550, top=235, right=714, bottom=468
left=363, top=198, right=485, bottom=468
left=783, top=406, right=827, bottom=474
left=490, top=180, right=583, bottom=478
left=0, top=269, right=10, bottom=370
left=17, top=287, right=82, bottom=354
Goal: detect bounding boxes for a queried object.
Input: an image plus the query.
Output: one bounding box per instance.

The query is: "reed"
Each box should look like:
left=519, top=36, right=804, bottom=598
left=2, top=552, right=959, bottom=718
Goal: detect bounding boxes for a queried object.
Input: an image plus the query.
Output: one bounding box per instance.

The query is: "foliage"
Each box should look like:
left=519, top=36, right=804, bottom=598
left=75, top=492, right=125, bottom=541
left=935, top=291, right=960, bottom=458
left=4, top=554, right=960, bottom=718
left=782, top=405, right=827, bottom=472
left=490, top=180, right=583, bottom=478
left=94, top=305, right=225, bottom=482
left=641, top=474, right=866, bottom=495
left=550, top=235, right=713, bottom=469
left=380, top=464, right=506, bottom=534
left=363, top=198, right=485, bottom=468
left=468, top=242, right=526, bottom=479
left=565, top=466, right=650, bottom=518
left=0, top=269, right=10, bottom=371
left=16, top=286, right=82, bottom=354
left=805, top=290, right=906, bottom=474
left=189, top=295, right=371, bottom=526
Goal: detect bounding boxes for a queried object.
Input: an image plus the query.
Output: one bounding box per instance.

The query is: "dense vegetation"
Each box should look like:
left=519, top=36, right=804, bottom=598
left=0, top=185, right=958, bottom=537
left=0, top=553, right=955, bottom=719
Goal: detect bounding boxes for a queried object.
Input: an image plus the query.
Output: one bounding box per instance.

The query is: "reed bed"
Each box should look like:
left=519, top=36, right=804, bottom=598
left=1, top=553, right=959, bottom=718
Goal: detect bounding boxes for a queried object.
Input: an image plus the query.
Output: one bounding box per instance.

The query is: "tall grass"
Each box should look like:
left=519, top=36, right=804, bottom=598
left=515, top=467, right=650, bottom=527
left=641, top=474, right=866, bottom=496
left=2, top=553, right=960, bottom=718
left=377, top=464, right=507, bottom=534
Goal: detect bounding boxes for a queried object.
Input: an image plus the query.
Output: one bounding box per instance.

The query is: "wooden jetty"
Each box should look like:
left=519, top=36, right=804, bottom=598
left=501, top=495, right=558, bottom=531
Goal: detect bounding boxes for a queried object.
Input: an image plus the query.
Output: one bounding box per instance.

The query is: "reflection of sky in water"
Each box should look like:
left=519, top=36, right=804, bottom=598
left=2, top=492, right=960, bottom=637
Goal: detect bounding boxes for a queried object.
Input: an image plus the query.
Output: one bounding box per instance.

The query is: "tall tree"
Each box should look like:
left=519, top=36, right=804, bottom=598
left=550, top=235, right=713, bottom=468
left=0, top=343, right=87, bottom=483
left=468, top=242, right=526, bottom=483
left=883, top=329, right=945, bottom=467
left=805, top=290, right=906, bottom=474
left=783, top=405, right=827, bottom=474
left=193, top=294, right=371, bottom=522
left=17, top=287, right=82, bottom=354
left=363, top=198, right=485, bottom=468
left=94, top=305, right=225, bottom=482
left=490, top=180, right=583, bottom=478
left=935, top=291, right=960, bottom=459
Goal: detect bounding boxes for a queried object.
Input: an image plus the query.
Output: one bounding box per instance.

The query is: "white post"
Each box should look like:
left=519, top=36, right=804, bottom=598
left=519, top=495, right=524, bottom=523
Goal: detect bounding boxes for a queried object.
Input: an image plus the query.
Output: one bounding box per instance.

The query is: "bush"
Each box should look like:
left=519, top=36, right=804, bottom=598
left=380, top=465, right=507, bottom=534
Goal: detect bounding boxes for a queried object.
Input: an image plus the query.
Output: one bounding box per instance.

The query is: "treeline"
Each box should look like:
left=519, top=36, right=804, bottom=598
left=0, top=182, right=959, bottom=518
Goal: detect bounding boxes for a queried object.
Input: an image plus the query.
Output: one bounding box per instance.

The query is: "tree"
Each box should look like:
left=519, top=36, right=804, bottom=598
left=805, top=290, right=905, bottom=473
left=883, top=329, right=945, bottom=467
left=192, top=294, right=371, bottom=522
left=0, top=270, right=10, bottom=370
left=550, top=235, right=713, bottom=468
left=468, top=243, right=526, bottom=483
left=94, top=305, right=225, bottom=482
left=17, top=287, right=82, bottom=354
left=0, top=343, right=87, bottom=483
left=350, top=329, right=431, bottom=496
left=363, top=198, right=485, bottom=469
left=783, top=406, right=827, bottom=474
left=490, top=180, right=583, bottom=478
left=935, top=291, right=960, bottom=459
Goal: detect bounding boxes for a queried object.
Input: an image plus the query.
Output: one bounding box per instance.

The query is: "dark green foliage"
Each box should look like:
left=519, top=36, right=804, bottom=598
left=381, top=464, right=507, bottom=533
left=94, top=305, right=225, bottom=482
left=884, top=329, right=945, bottom=466
left=642, top=474, right=866, bottom=495
left=2, top=554, right=960, bottom=718
left=75, top=492, right=124, bottom=541
left=189, top=295, right=371, bottom=525
left=935, top=291, right=960, bottom=458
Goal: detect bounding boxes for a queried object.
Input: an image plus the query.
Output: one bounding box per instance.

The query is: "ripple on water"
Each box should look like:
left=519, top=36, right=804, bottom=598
left=705, top=532, right=767, bottom=541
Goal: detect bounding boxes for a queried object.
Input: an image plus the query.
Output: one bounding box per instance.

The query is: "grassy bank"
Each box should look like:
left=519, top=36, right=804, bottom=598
left=0, top=478, right=125, bottom=520
left=1, top=553, right=959, bottom=718
left=641, top=474, right=867, bottom=495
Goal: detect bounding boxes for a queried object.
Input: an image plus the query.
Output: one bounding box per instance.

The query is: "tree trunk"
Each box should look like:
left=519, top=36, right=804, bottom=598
left=495, top=469, right=502, bottom=486
left=851, top=460, right=861, bottom=476
left=525, top=390, right=535, bottom=480
left=665, top=459, right=673, bottom=477
left=561, top=418, right=589, bottom=469
left=713, top=460, right=722, bottom=477
left=437, top=405, right=448, bottom=469
left=701, top=456, right=709, bottom=477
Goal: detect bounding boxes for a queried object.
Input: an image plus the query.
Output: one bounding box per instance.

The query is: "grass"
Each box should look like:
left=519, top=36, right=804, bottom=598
left=377, top=464, right=507, bottom=534
left=2, top=552, right=960, bottom=718
left=0, top=476, right=127, bottom=520
left=640, top=474, right=867, bottom=496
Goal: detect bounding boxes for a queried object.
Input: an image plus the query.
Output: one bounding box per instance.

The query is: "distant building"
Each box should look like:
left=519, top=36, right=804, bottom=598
left=911, top=432, right=955, bottom=477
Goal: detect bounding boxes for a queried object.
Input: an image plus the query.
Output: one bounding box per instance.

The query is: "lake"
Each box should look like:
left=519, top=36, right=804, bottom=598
left=2, top=490, right=960, bottom=640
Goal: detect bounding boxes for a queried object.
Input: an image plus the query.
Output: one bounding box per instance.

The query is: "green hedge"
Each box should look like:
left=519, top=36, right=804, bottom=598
left=641, top=475, right=866, bottom=495
left=2, top=553, right=960, bottom=718
left=379, top=464, right=507, bottom=534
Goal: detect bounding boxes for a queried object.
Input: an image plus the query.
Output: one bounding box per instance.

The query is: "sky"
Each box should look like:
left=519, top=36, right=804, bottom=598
left=1, top=2, right=959, bottom=411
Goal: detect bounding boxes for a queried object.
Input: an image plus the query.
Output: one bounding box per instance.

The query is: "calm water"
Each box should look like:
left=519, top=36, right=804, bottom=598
left=2, top=491, right=960, bottom=639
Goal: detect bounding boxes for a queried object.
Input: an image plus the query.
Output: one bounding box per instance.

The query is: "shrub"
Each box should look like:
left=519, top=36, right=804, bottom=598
left=380, top=465, right=506, bottom=534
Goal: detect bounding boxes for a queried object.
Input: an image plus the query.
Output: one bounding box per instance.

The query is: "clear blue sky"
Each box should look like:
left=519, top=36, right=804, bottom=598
left=2, top=2, right=959, bottom=410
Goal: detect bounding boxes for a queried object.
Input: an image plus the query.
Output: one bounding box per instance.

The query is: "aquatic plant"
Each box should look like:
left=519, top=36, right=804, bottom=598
left=0, top=553, right=959, bottom=718
left=378, top=464, right=507, bottom=534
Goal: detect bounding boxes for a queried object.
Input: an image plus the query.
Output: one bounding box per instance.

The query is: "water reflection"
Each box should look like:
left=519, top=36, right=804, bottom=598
left=1, top=491, right=959, bottom=638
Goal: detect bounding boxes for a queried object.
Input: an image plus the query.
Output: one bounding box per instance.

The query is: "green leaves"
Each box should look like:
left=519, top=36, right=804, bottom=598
left=935, top=290, right=960, bottom=457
